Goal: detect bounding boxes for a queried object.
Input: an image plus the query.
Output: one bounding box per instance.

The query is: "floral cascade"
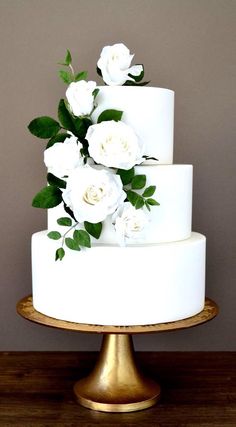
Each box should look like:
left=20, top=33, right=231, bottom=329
left=28, top=43, right=159, bottom=260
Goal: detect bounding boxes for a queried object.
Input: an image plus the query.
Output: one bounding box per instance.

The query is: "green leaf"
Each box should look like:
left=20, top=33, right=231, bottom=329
left=46, top=133, right=68, bottom=149
left=55, top=247, right=65, bottom=261
left=75, top=71, right=88, bottom=81
left=28, top=117, right=61, bottom=139
left=59, top=70, right=72, bottom=84
left=47, top=231, right=61, bottom=240
left=47, top=173, right=66, bottom=189
left=32, top=186, right=62, bottom=208
left=57, top=217, right=72, bottom=226
left=97, top=109, right=123, bottom=123
left=58, top=99, right=75, bottom=131
left=124, top=80, right=150, bottom=86
left=93, top=88, right=100, bottom=99
left=128, top=64, right=144, bottom=83
left=84, top=221, right=102, bottom=239
left=73, top=116, right=91, bottom=139
left=65, top=237, right=80, bottom=251
left=126, top=190, right=139, bottom=206
left=146, top=198, right=160, bottom=206
left=135, top=196, right=145, bottom=209
left=117, top=167, right=135, bottom=185
left=59, top=49, right=72, bottom=66
left=145, top=200, right=151, bottom=211
left=142, top=185, right=156, bottom=198
left=73, top=230, right=91, bottom=248
left=131, top=175, right=146, bottom=190
left=63, top=203, right=77, bottom=221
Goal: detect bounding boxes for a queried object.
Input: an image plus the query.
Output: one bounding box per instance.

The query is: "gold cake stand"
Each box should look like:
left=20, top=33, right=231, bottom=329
left=17, top=295, right=218, bottom=413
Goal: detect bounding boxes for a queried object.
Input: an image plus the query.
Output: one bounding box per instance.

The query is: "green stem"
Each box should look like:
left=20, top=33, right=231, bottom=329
left=62, top=222, right=78, bottom=246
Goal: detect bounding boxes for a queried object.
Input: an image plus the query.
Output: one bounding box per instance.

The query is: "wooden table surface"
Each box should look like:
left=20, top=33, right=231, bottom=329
left=0, top=352, right=235, bottom=426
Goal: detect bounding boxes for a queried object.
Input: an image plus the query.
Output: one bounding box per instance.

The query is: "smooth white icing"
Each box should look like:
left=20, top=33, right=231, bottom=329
left=32, top=232, right=206, bottom=326
left=48, top=164, right=192, bottom=244
left=92, top=87, right=174, bottom=164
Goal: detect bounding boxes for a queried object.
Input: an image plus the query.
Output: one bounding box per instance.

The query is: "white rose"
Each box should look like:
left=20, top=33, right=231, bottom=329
left=66, top=80, right=97, bottom=117
left=62, top=165, right=126, bottom=223
left=112, top=202, right=148, bottom=246
left=97, top=43, right=143, bottom=86
left=44, top=135, right=83, bottom=178
left=86, top=120, right=144, bottom=170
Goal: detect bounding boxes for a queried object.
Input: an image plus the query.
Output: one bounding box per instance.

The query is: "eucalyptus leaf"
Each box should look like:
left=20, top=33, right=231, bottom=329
left=57, top=217, right=72, bottom=227
left=47, top=173, right=66, bottom=189
left=55, top=247, right=65, bottom=261
left=97, top=109, right=123, bottom=123
left=28, top=116, right=61, bottom=139
left=32, top=186, right=62, bottom=208
left=65, top=237, right=80, bottom=251
left=131, top=175, right=146, bottom=190
left=117, top=167, right=135, bottom=185
left=47, top=231, right=61, bottom=240
left=84, top=221, right=102, bottom=239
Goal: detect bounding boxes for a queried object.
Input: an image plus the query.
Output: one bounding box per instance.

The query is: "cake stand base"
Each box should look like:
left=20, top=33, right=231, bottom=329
left=17, top=296, right=218, bottom=413
left=73, top=333, right=160, bottom=412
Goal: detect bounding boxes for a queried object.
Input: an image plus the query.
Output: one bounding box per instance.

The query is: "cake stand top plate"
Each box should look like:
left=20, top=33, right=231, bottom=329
left=17, top=296, right=218, bottom=335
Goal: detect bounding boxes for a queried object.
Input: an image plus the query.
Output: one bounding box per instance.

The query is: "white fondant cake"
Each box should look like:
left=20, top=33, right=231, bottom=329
left=30, top=45, right=206, bottom=326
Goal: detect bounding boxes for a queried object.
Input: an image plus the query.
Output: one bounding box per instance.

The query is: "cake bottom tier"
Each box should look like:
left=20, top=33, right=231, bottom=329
left=32, top=232, right=206, bottom=326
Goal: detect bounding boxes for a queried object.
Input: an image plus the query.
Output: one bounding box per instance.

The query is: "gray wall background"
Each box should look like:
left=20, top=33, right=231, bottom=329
left=0, top=0, right=235, bottom=351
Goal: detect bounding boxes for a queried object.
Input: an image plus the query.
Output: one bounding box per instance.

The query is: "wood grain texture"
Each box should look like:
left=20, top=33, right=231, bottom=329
left=0, top=352, right=235, bottom=426
left=16, top=296, right=218, bottom=334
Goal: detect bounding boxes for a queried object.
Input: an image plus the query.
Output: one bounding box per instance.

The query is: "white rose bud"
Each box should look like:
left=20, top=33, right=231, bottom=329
left=97, top=43, right=143, bottom=86
left=62, top=165, right=126, bottom=223
left=112, top=202, right=148, bottom=246
left=66, top=80, right=97, bottom=117
left=44, top=135, right=83, bottom=178
left=86, top=120, right=144, bottom=170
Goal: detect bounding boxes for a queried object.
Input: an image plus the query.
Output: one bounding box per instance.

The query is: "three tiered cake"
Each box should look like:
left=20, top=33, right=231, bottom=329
left=30, top=43, right=206, bottom=326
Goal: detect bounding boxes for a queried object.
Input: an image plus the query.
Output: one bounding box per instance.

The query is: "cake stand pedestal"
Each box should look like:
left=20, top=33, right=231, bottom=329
left=17, top=296, right=218, bottom=413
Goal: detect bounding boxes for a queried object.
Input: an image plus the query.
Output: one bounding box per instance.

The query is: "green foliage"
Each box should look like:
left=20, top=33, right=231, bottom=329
left=55, top=247, right=65, bottom=261
left=32, top=186, right=62, bottom=208
left=75, top=71, right=88, bottom=81
left=97, top=109, right=123, bottom=123
left=58, top=99, right=75, bottom=131
left=47, top=231, right=61, bottom=240
left=57, top=217, right=72, bottom=226
left=117, top=167, right=135, bottom=185
left=59, top=49, right=72, bottom=66
left=47, top=173, right=66, bottom=189
left=73, top=230, right=91, bottom=248
left=46, top=133, right=68, bottom=149
left=128, top=65, right=144, bottom=82
left=131, top=174, right=146, bottom=190
left=146, top=198, right=160, bottom=206
left=142, top=185, right=156, bottom=197
left=28, top=117, right=61, bottom=139
left=65, top=237, right=80, bottom=251
left=84, top=221, right=102, bottom=239
left=92, top=88, right=100, bottom=99
left=58, top=70, right=73, bottom=84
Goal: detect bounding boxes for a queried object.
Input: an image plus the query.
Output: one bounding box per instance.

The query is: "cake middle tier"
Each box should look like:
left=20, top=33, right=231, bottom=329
left=48, top=164, right=193, bottom=244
